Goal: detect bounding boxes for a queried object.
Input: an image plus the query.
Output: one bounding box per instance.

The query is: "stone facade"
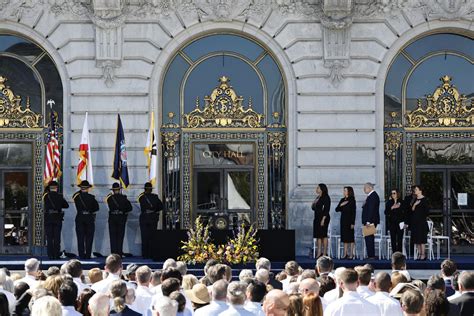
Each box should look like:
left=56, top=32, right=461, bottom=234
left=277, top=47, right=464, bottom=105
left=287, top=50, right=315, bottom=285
left=1, top=0, right=473, bottom=256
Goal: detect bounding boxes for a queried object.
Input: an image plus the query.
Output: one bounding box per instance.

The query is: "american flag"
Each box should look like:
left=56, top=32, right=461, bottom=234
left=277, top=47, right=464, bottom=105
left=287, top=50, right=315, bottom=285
left=44, top=100, right=61, bottom=184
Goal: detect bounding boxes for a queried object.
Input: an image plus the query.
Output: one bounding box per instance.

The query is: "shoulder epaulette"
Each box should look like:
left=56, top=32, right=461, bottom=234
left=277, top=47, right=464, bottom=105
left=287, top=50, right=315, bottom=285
left=137, top=192, right=145, bottom=203
left=105, top=193, right=112, bottom=203
left=72, top=191, right=80, bottom=200
left=42, top=192, right=48, bottom=200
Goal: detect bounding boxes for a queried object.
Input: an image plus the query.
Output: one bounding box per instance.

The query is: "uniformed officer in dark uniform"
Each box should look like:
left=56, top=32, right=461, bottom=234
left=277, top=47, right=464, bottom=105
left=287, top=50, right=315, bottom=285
left=137, top=182, right=163, bottom=258
left=106, top=182, right=132, bottom=256
left=43, top=181, right=69, bottom=259
left=73, top=180, right=99, bottom=259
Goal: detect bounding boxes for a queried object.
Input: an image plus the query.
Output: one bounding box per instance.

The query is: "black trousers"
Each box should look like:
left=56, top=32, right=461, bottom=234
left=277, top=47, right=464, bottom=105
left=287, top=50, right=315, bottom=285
left=140, top=213, right=159, bottom=258
left=365, top=234, right=375, bottom=258
left=75, top=214, right=95, bottom=258
left=389, top=225, right=404, bottom=253
left=109, top=214, right=127, bottom=255
left=45, top=215, right=62, bottom=258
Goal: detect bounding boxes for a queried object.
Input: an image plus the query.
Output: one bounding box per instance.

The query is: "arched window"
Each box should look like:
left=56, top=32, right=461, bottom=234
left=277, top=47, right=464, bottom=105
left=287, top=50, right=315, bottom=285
left=0, top=34, right=64, bottom=254
left=383, top=32, right=474, bottom=250
left=161, top=33, right=287, bottom=230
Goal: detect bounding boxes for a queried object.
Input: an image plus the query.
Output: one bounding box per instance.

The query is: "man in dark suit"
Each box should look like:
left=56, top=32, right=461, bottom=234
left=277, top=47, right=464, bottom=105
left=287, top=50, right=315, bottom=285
left=362, top=182, right=380, bottom=259
left=451, top=271, right=474, bottom=316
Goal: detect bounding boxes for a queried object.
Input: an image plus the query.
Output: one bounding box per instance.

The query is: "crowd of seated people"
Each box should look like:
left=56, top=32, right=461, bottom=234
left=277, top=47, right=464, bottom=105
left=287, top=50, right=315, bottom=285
left=0, top=253, right=472, bottom=316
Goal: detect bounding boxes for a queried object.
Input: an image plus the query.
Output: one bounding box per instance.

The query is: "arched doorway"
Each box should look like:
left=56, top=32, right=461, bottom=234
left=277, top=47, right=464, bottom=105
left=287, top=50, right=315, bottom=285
left=383, top=32, right=474, bottom=254
left=160, top=32, right=287, bottom=231
left=0, top=34, right=64, bottom=254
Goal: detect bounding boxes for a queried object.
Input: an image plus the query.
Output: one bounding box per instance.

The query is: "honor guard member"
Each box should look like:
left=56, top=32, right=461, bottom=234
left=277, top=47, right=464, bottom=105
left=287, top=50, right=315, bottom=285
left=137, top=182, right=163, bottom=258
left=73, top=180, right=99, bottom=259
left=106, top=182, right=132, bottom=256
left=43, top=181, right=69, bottom=259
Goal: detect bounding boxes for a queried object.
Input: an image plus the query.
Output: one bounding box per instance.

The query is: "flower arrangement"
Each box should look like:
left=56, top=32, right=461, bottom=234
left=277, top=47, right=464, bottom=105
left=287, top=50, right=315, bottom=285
left=178, top=216, right=217, bottom=264
left=221, top=223, right=259, bottom=265
left=178, top=217, right=259, bottom=265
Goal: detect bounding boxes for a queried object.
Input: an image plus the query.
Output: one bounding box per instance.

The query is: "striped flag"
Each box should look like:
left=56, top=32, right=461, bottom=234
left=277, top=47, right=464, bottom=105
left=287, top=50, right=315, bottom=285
left=44, top=102, right=61, bottom=185
left=112, top=114, right=130, bottom=188
left=144, top=112, right=157, bottom=186
left=77, top=112, right=94, bottom=185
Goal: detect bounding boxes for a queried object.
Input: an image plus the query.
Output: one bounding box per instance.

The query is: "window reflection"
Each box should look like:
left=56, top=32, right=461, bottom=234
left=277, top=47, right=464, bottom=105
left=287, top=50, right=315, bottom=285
left=0, top=144, right=32, bottom=167
left=4, top=172, right=29, bottom=246
left=416, top=142, right=474, bottom=165
left=404, top=33, right=473, bottom=61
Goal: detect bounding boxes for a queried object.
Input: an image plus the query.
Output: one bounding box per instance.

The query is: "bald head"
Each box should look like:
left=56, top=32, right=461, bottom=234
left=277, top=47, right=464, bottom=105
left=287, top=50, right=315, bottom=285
left=263, top=289, right=290, bottom=316
left=374, top=272, right=392, bottom=292
left=299, top=278, right=320, bottom=296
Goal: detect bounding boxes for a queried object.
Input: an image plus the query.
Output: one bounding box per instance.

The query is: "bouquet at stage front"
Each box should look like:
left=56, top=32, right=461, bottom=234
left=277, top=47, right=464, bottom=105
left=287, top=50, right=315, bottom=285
left=179, top=217, right=259, bottom=265
left=220, top=223, right=259, bottom=265
left=178, top=216, right=217, bottom=264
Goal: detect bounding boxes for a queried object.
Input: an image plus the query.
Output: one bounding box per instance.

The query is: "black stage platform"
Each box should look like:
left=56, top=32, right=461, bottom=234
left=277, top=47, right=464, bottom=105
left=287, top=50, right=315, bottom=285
left=151, top=229, right=296, bottom=262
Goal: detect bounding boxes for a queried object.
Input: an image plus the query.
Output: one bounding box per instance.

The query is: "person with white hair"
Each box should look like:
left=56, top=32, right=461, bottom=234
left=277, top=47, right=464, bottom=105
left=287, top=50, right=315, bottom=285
left=323, top=267, right=346, bottom=304
left=220, top=281, right=254, bottom=316
left=15, top=258, right=39, bottom=288
left=152, top=296, right=178, bottom=316
left=0, top=269, right=15, bottom=314
left=88, top=293, right=110, bottom=316
left=239, top=269, right=253, bottom=282
left=31, top=295, right=62, bottom=316
left=255, top=269, right=270, bottom=285
left=163, top=258, right=177, bottom=270
left=256, top=257, right=282, bottom=290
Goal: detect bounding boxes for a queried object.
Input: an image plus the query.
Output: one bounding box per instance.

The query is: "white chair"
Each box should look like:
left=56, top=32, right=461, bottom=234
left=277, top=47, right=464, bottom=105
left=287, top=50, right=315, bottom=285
left=413, top=220, right=435, bottom=260
left=312, top=226, right=337, bottom=258
left=431, top=225, right=451, bottom=259
left=386, top=228, right=408, bottom=258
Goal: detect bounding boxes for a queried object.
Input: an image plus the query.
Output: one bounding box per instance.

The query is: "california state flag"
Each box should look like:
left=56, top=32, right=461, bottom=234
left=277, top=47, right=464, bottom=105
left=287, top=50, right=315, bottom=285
left=76, top=112, right=94, bottom=185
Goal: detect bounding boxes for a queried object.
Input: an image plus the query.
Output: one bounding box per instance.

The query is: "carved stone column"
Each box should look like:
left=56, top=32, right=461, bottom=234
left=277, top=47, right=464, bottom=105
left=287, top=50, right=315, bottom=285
left=90, top=0, right=126, bottom=87
left=322, top=0, right=353, bottom=86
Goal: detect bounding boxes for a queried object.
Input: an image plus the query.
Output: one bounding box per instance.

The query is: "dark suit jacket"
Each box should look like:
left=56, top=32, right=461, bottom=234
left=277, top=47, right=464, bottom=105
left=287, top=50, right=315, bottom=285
left=450, top=292, right=474, bottom=316
left=362, top=191, right=380, bottom=226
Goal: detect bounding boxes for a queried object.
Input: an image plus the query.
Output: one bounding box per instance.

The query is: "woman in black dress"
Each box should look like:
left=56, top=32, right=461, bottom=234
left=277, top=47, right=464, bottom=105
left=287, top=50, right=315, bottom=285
left=410, top=185, right=429, bottom=260
left=312, top=183, right=331, bottom=258
left=335, top=186, right=356, bottom=259
left=385, top=189, right=407, bottom=254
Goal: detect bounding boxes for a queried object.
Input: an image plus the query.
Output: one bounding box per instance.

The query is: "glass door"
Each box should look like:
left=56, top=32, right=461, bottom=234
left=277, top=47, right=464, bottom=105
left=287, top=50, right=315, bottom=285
left=0, top=170, right=32, bottom=254
left=417, top=168, right=474, bottom=253
left=225, top=170, right=253, bottom=225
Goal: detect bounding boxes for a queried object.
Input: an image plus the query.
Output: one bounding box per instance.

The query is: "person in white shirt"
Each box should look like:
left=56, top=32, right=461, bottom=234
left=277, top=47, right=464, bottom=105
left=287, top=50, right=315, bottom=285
left=152, top=296, right=178, bottom=316
left=65, top=259, right=89, bottom=296
left=88, top=293, right=110, bottom=316
left=262, top=289, right=290, bottom=316
left=323, top=267, right=346, bottom=304
left=15, top=258, right=39, bottom=289
left=355, top=265, right=375, bottom=299
left=91, top=254, right=123, bottom=294
left=194, top=280, right=228, bottom=316
left=367, top=272, right=403, bottom=316
left=0, top=270, right=15, bottom=315
left=281, top=261, right=300, bottom=292
left=244, top=280, right=266, bottom=315
left=32, top=295, right=62, bottom=316
left=133, top=266, right=154, bottom=315
left=59, top=281, right=82, bottom=316
left=219, top=281, right=255, bottom=316
left=324, top=269, right=380, bottom=316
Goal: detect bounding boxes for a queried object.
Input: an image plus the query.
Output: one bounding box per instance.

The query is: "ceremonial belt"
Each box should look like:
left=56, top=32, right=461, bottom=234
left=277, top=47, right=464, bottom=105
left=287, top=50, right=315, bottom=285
left=47, top=210, right=62, bottom=214
left=81, top=211, right=95, bottom=215
left=144, top=210, right=156, bottom=214
left=110, top=211, right=125, bottom=215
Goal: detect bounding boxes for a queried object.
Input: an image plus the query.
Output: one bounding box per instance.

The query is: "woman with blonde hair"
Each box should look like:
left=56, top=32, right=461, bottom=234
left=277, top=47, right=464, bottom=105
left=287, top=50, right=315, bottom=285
left=182, top=274, right=198, bottom=291
left=109, top=280, right=140, bottom=315
left=31, top=296, right=62, bottom=316
left=43, top=275, right=63, bottom=297
left=303, top=292, right=323, bottom=316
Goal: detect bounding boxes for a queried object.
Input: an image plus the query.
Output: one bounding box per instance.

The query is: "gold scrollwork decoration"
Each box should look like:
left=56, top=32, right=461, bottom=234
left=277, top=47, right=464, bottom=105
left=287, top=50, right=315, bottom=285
left=162, top=112, right=180, bottom=128
left=406, top=75, right=474, bottom=128
left=384, top=131, right=402, bottom=160
left=0, top=76, right=42, bottom=128
left=268, top=132, right=286, bottom=161
left=183, top=76, right=264, bottom=128
left=161, top=131, right=180, bottom=157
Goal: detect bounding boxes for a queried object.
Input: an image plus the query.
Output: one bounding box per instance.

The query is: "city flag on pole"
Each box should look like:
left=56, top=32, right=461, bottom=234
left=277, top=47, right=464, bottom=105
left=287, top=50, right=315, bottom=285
left=144, top=112, right=157, bottom=186
left=76, top=112, right=94, bottom=185
left=44, top=100, right=61, bottom=185
left=112, top=114, right=130, bottom=188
